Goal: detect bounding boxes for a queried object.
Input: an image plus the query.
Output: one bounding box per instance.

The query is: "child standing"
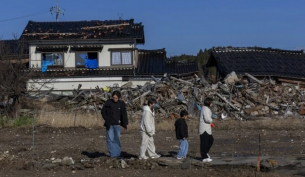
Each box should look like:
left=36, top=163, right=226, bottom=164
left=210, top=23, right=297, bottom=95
left=175, top=110, right=189, bottom=159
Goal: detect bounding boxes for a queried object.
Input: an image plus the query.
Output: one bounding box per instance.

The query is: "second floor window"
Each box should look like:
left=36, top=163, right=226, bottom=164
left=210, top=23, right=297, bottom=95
left=42, top=53, right=64, bottom=67
left=76, top=52, right=98, bottom=69
left=111, top=51, right=132, bottom=65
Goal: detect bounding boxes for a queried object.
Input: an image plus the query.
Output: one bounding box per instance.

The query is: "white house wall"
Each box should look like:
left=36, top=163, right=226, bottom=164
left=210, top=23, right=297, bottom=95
left=29, top=44, right=134, bottom=68
left=30, top=45, right=41, bottom=68
left=28, top=43, right=140, bottom=93
left=27, top=77, right=151, bottom=94
left=100, top=44, right=134, bottom=67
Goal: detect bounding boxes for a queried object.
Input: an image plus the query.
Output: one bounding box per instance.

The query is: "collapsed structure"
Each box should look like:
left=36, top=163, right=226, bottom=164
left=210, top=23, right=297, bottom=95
left=31, top=70, right=305, bottom=120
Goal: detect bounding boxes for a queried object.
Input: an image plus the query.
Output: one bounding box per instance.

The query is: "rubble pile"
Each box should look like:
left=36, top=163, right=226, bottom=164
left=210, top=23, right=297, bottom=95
left=32, top=72, right=305, bottom=120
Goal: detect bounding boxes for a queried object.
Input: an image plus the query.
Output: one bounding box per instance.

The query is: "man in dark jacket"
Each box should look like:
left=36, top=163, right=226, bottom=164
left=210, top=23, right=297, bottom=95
left=101, top=90, right=128, bottom=158
left=174, top=110, right=189, bottom=159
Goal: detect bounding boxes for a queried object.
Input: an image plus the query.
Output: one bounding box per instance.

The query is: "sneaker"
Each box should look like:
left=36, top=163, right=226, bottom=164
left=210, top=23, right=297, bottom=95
left=177, top=157, right=184, bottom=160
left=139, top=156, right=149, bottom=160
left=151, top=154, right=161, bottom=159
left=202, top=158, right=212, bottom=163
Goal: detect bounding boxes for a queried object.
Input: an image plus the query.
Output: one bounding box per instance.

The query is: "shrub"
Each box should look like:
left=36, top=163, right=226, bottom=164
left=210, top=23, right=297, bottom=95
left=0, top=116, right=9, bottom=126
left=13, top=116, right=33, bottom=127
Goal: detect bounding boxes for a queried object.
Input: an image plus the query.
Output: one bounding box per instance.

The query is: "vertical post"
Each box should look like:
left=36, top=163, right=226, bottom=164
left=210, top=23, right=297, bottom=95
left=73, top=111, right=76, bottom=136
left=32, top=115, right=35, bottom=157
left=259, top=134, right=261, bottom=155
left=257, top=134, right=260, bottom=172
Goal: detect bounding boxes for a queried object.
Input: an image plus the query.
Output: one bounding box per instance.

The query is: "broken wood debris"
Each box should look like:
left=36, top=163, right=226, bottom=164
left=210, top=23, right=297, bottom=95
left=22, top=72, right=305, bottom=120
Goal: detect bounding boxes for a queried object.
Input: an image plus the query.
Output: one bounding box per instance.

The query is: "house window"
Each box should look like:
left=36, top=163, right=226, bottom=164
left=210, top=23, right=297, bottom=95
left=42, top=53, right=64, bottom=67
left=111, top=51, right=132, bottom=65
left=76, top=52, right=98, bottom=69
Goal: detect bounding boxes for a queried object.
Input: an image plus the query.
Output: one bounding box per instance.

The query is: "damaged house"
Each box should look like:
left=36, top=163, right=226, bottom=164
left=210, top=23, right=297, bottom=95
left=18, top=19, right=198, bottom=94
left=206, top=47, right=305, bottom=85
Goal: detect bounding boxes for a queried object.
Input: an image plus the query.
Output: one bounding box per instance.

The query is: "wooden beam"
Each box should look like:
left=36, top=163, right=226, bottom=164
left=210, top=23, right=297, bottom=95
left=245, top=73, right=263, bottom=85
left=278, top=78, right=305, bottom=86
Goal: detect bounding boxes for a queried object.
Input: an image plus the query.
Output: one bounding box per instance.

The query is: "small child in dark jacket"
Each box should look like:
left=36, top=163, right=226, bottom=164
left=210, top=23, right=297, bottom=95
left=175, top=110, right=189, bottom=159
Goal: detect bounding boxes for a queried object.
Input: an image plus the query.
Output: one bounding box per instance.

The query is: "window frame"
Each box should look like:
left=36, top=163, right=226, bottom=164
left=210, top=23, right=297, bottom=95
left=41, top=52, right=64, bottom=68
left=75, top=51, right=99, bottom=68
left=110, top=50, right=133, bottom=66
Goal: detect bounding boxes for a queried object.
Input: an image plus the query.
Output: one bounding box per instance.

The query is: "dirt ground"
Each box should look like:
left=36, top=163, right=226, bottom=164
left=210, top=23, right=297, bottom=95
left=0, top=117, right=304, bottom=177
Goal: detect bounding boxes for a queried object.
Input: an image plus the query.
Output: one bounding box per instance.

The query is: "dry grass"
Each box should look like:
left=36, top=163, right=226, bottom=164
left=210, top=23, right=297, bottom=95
left=35, top=111, right=196, bottom=130
left=34, top=104, right=305, bottom=131
left=36, top=110, right=104, bottom=128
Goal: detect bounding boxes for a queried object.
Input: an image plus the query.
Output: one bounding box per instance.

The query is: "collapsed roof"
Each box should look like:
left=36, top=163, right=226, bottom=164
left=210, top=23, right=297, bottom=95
left=207, top=47, right=305, bottom=79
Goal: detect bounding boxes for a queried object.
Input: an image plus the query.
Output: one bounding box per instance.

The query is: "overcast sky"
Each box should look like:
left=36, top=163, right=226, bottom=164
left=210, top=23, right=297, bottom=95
left=0, top=0, right=304, bottom=56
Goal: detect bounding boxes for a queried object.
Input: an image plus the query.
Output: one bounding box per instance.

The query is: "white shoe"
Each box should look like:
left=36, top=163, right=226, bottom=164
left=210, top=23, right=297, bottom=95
left=151, top=154, right=161, bottom=159
left=202, top=158, right=212, bottom=163
left=139, top=156, right=148, bottom=160
left=177, top=157, right=184, bottom=160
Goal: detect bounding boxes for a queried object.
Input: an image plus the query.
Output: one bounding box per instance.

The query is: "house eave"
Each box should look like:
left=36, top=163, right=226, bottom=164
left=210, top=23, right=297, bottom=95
left=25, top=38, right=142, bottom=45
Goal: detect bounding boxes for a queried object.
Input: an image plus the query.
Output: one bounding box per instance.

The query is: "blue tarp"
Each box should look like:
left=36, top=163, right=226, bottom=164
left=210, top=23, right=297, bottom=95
left=41, top=60, right=54, bottom=72
left=85, top=58, right=98, bottom=69
left=196, top=104, right=202, bottom=111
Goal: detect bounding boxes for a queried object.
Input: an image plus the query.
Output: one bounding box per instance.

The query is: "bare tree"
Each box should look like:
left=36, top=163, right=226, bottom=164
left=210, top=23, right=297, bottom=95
left=0, top=36, right=31, bottom=118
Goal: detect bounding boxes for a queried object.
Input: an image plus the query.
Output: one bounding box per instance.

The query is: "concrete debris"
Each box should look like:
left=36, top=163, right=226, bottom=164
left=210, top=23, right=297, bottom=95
left=120, top=159, right=129, bottom=169
left=62, top=157, right=74, bottom=166
left=52, top=158, right=62, bottom=164
left=224, top=71, right=239, bottom=85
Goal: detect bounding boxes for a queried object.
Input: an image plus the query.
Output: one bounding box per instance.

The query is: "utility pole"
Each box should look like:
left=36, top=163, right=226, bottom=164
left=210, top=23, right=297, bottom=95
left=50, top=0, right=64, bottom=21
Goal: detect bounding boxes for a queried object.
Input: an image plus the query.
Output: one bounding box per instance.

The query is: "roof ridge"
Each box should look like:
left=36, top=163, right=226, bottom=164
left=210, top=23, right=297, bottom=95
left=214, top=47, right=303, bottom=55
left=28, top=19, right=135, bottom=24
left=138, top=48, right=166, bottom=52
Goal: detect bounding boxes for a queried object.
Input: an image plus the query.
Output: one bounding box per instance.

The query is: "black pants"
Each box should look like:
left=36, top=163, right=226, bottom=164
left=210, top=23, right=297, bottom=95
left=200, top=131, right=214, bottom=159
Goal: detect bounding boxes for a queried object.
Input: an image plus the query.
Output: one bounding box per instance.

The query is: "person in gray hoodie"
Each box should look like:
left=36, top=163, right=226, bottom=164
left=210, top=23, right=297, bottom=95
left=199, top=97, right=214, bottom=162
left=139, top=98, right=161, bottom=160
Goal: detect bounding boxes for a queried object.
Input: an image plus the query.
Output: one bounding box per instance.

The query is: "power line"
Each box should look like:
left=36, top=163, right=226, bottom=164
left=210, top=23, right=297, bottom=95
left=0, top=9, right=50, bottom=23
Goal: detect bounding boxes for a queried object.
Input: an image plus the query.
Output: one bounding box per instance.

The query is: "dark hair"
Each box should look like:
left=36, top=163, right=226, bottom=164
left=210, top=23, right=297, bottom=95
left=112, top=90, right=121, bottom=98
left=147, top=98, right=157, bottom=106
left=180, top=110, right=188, bottom=118
left=204, top=97, right=213, bottom=107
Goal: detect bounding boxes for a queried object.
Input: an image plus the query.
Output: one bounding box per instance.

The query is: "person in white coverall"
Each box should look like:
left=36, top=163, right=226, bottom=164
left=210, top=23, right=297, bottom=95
left=139, top=98, right=161, bottom=160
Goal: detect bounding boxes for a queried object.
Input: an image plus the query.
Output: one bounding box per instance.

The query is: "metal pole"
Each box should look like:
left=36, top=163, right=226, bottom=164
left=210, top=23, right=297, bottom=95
left=259, top=134, right=261, bottom=155
left=257, top=134, right=260, bottom=172
left=73, top=111, right=76, bottom=136
left=32, top=115, right=35, bottom=157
